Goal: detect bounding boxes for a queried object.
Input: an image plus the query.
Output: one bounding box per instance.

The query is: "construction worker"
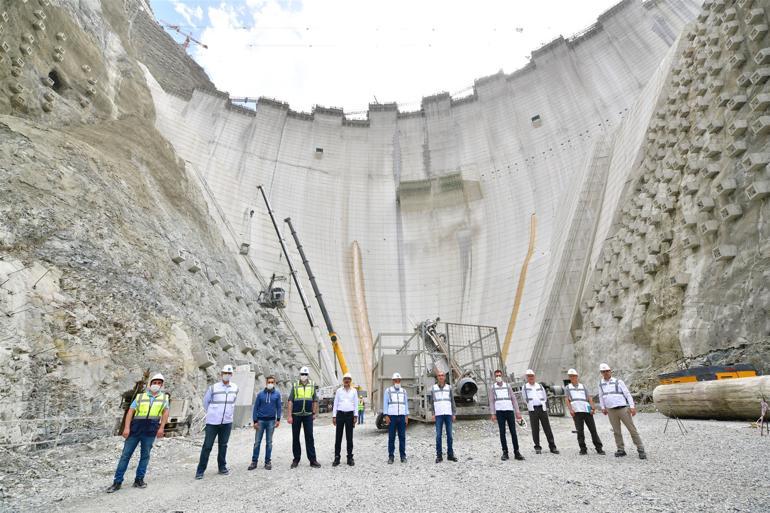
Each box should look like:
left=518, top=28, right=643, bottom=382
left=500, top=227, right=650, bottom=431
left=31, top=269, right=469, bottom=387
left=195, top=364, right=239, bottom=479
left=383, top=372, right=408, bottom=464
left=432, top=370, right=457, bottom=463
left=248, top=374, right=282, bottom=471
left=489, top=369, right=524, bottom=461
left=357, top=394, right=365, bottom=425
left=521, top=369, right=559, bottom=454
left=106, top=373, right=169, bottom=493
left=598, top=363, right=646, bottom=459
left=565, top=368, right=604, bottom=455
left=287, top=366, right=321, bottom=468
left=332, top=372, right=358, bottom=467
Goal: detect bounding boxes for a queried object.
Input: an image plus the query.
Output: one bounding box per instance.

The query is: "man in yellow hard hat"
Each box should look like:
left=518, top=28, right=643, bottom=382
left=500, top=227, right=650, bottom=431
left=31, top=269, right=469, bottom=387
left=106, top=373, right=169, bottom=493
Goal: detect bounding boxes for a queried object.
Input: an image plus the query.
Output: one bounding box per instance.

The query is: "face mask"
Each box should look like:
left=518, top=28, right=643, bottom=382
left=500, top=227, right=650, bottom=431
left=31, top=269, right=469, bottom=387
left=495, top=376, right=503, bottom=383
left=149, top=384, right=161, bottom=393
left=266, top=383, right=275, bottom=390
left=394, top=383, right=400, bottom=389
left=222, top=374, right=232, bottom=382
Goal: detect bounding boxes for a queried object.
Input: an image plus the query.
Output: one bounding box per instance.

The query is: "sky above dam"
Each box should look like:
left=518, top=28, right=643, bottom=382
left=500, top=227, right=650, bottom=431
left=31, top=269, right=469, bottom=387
left=150, top=0, right=618, bottom=112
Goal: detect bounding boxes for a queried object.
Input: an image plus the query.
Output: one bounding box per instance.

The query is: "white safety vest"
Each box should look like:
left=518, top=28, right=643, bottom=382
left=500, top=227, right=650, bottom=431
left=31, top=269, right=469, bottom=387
left=432, top=384, right=453, bottom=416
left=205, top=381, right=239, bottom=425
left=386, top=386, right=407, bottom=416
left=522, top=383, right=547, bottom=411
left=599, top=377, right=629, bottom=408
left=492, top=384, right=514, bottom=411
left=566, top=383, right=590, bottom=414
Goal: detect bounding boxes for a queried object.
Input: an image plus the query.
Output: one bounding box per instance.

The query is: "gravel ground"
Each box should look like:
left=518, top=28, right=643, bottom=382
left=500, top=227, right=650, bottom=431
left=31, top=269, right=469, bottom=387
left=1, top=412, right=768, bottom=513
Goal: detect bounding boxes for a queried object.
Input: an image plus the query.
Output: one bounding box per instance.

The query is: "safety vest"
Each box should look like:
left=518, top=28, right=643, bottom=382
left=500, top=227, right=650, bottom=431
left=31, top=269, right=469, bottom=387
left=599, top=378, right=628, bottom=406
left=205, top=381, right=238, bottom=425
left=386, top=386, right=407, bottom=416
left=358, top=398, right=364, bottom=412
left=432, top=384, right=453, bottom=416
left=492, top=384, right=514, bottom=411
left=522, top=383, right=547, bottom=411
left=292, top=381, right=315, bottom=415
left=566, top=383, right=590, bottom=413
left=134, top=391, right=167, bottom=419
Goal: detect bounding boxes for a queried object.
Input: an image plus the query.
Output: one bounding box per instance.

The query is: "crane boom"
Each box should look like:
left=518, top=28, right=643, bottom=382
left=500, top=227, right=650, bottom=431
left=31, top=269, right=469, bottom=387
left=160, top=20, right=208, bottom=50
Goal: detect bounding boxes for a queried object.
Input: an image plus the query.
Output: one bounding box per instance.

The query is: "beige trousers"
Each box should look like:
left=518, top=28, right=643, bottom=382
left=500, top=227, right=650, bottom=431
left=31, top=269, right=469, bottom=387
left=607, top=407, right=644, bottom=451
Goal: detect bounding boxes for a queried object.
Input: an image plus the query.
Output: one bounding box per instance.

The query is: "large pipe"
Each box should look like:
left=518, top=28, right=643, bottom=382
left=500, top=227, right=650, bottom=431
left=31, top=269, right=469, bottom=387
left=653, top=376, right=770, bottom=420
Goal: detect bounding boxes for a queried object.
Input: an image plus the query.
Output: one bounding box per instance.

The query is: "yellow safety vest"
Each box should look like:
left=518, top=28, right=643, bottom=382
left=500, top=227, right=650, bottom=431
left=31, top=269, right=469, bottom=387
left=292, top=382, right=315, bottom=414
left=134, top=392, right=167, bottom=419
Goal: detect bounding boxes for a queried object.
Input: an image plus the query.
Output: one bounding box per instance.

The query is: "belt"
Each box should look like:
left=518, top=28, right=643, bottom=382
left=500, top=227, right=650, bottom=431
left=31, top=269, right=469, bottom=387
left=533, top=405, right=544, bottom=410
left=610, top=406, right=626, bottom=410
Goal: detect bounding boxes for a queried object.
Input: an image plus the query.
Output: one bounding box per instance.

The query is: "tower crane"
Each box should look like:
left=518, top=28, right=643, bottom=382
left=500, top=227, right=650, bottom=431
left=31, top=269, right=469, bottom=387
left=160, top=21, right=208, bottom=51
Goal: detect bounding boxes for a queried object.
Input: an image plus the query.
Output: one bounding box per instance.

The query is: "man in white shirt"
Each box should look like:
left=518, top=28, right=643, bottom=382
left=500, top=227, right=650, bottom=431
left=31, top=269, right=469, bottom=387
left=196, top=365, right=239, bottom=479
left=431, top=370, right=457, bottom=463
left=332, top=373, right=358, bottom=466
left=598, top=363, right=646, bottom=459
left=521, top=369, right=559, bottom=454
left=565, top=368, right=604, bottom=455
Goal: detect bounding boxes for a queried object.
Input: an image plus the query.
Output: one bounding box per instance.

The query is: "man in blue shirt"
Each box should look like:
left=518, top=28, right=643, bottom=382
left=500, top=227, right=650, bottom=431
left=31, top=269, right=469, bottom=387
left=248, top=375, right=282, bottom=470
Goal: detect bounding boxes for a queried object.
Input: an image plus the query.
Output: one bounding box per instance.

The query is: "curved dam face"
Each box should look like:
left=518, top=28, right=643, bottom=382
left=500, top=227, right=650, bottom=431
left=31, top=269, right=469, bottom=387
left=144, top=0, right=708, bottom=384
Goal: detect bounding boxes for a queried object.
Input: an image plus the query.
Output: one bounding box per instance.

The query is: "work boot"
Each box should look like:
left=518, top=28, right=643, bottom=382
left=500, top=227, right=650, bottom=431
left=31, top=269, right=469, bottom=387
left=309, top=461, right=321, bottom=468
left=400, top=456, right=407, bottom=463
left=579, top=448, right=588, bottom=455
left=265, top=461, right=272, bottom=470
left=550, top=447, right=560, bottom=455
left=614, top=450, right=627, bottom=457
left=248, top=461, right=258, bottom=471
left=347, top=457, right=355, bottom=467
left=106, top=482, right=121, bottom=493
left=514, top=452, right=525, bottom=461
left=332, top=457, right=341, bottom=467
left=596, top=448, right=606, bottom=455
left=133, top=479, right=147, bottom=489
left=638, top=450, right=647, bottom=460
left=435, top=455, right=443, bottom=463
left=387, top=456, right=394, bottom=464
left=447, top=454, right=458, bottom=462
left=218, top=467, right=230, bottom=476
left=290, top=460, right=299, bottom=469
left=501, top=453, right=509, bottom=461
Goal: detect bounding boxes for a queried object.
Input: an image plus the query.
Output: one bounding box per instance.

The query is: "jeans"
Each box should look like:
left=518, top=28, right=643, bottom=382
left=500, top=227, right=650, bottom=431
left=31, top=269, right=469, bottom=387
left=387, top=415, right=406, bottom=459
left=334, top=411, right=355, bottom=459
left=495, top=410, right=519, bottom=454
left=573, top=412, right=603, bottom=451
left=358, top=410, right=364, bottom=424
left=251, top=419, right=276, bottom=463
left=291, top=415, right=317, bottom=462
left=196, top=423, right=233, bottom=475
left=529, top=406, right=556, bottom=450
left=435, top=415, right=454, bottom=457
left=113, top=432, right=156, bottom=484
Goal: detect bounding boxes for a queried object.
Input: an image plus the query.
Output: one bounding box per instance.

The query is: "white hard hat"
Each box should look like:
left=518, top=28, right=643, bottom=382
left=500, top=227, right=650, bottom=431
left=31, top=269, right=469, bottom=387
left=299, top=366, right=310, bottom=375
left=599, top=363, right=611, bottom=371
left=149, top=373, right=165, bottom=383
left=221, top=364, right=234, bottom=373
left=342, top=372, right=353, bottom=380
left=525, top=369, right=535, bottom=376
left=392, top=372, right=402, bottom=380
left=567, top=368, right=578, bottom=376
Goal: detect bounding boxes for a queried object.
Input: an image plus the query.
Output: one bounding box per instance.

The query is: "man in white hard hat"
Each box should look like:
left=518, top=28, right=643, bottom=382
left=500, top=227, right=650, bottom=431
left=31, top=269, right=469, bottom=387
left=598, top=363, right=646, bottom=459
left=521, top=369, right=559, bottom=454
left=565, top=368, right=604, bottom=455
left=332, top=372, right=358, bottom=466
left=383, top=372, right=409, bottom=464
left=431, top=370, right=457, bottom=463
left=287, top=366, right=321, bottom=468
left=106, top=373, right=169, bottom=493
left=196, top=364, right=239, bottom=479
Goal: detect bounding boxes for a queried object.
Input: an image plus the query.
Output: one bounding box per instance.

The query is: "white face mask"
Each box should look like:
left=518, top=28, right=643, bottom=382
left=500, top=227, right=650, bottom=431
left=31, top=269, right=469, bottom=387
left=394, top=383, right=401, bottom=389
left=266, top=383, right=275, bottom=390
left=495, top=376, right=503, bottom=383
left=149, top=384, right=161, bottom=393
left=222, top=374, right=232, bottom=382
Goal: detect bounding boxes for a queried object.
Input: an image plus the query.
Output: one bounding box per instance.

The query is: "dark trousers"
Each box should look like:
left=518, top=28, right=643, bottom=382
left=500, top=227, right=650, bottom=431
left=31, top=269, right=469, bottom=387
left=334, top=411, right=355, bottom=459
left=573, top=412, right=603, bottom=451
left=291, top=415, right=317, bottom=462
left=387, top=415, right=406, bottom=458
left=113, top=432, right=155, bottom=483
left=496, top=410, right=519, bottom=455
left=529, top=406, right=556, bottom=450
left=196, top=423, right=232, bottom=475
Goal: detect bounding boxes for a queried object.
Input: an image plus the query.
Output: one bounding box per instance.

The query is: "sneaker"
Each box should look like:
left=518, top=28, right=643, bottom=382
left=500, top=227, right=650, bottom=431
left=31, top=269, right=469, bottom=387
left=638, top=451, right=647, bottom=460
left=387, top=456, right=394, bottom=464
left=248, top=461, right=258, bottom=471
left=218, top=468, right=230, bottom=476
left=132, top=479, right=147, bottom=489
left=400, top=456, right=407, bottom=463
left=309, top=461, right=321, bottom=468
left=550, top=448, right=560, bottom=454
left=614, top=450, right=627, bottom=457
left=290, top=460, right=299, bottom=469
left=195, top=473, right=204, bottom=480
left=332, top=458, right=341, bottom=467
left=596, top=448, right=606, bottom=455
left=514, top=452, right=525, bottom=461
left=447, top=455, right=458, bottom=462
left=435, top=455, right=443, bottom=463
left=579, top=449, right=588, bottom=455
left=106, top=482, right=121, bottom=494
left=501, top=453, right=509, bottom=461
left=265, top=462, right=272, bottom=470
left=347, top=458, right=355, bottom=467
